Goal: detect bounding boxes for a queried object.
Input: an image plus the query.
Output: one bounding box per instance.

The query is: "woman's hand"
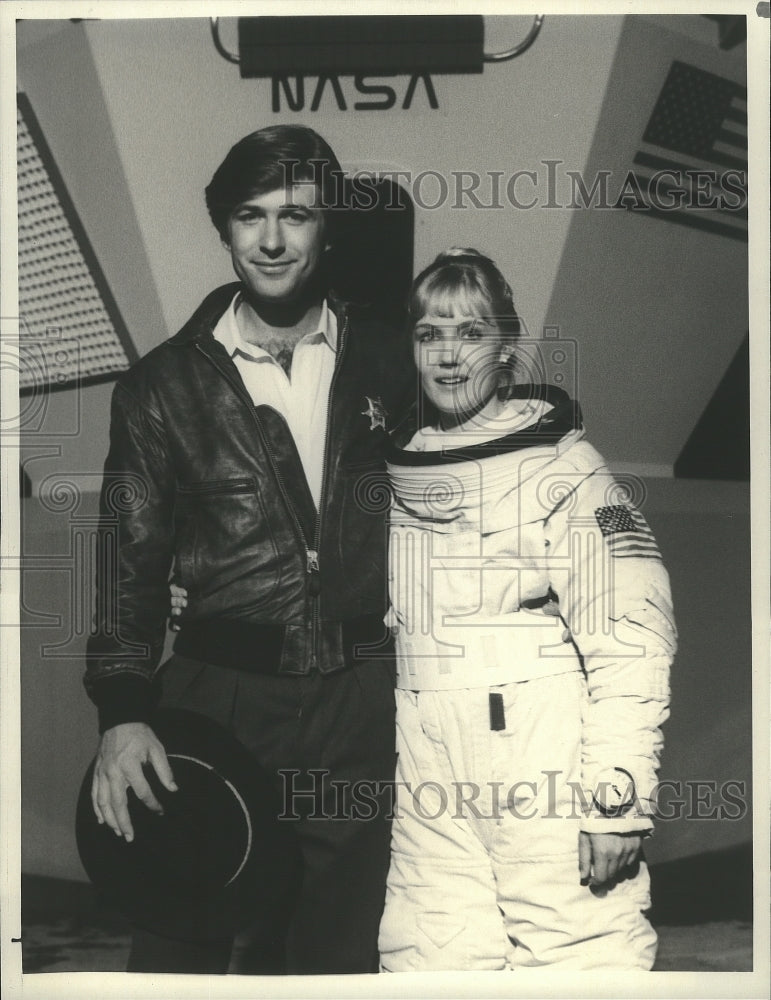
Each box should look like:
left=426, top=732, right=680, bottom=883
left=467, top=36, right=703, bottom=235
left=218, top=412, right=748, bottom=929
left=578, top=831, right=642, bottom=886
left=169, top=582, right=188, bottom=631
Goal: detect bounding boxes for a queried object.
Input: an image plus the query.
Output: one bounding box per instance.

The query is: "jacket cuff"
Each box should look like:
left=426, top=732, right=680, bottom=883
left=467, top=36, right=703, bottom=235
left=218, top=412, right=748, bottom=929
left=93, top=672, right=160, bottom=733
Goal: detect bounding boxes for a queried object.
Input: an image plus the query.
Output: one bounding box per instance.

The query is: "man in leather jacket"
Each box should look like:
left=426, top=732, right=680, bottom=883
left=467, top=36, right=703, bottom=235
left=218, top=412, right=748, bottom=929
left=84, top=125, right=411, bottom=974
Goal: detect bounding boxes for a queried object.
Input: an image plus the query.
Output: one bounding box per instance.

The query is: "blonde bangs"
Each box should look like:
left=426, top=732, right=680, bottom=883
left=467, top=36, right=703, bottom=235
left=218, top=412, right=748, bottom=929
left=410, top=270, right=493, bottom=323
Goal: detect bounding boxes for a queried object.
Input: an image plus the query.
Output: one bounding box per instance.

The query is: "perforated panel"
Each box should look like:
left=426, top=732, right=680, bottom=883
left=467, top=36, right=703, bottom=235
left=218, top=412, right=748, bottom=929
left=17, top=93, right=136, bottom=393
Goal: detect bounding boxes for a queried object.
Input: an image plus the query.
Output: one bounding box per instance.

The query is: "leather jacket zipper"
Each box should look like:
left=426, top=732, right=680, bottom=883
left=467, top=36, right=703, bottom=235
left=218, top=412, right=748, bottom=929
left=310, top=309, right=348, bottom=669
left=306, top=549, right=321, bottom=594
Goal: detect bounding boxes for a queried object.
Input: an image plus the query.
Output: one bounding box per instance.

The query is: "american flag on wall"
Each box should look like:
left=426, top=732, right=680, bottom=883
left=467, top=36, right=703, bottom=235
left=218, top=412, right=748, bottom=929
left=626, top=60, right=748, bottom=243
left=594, top=505, right=663, bottom=561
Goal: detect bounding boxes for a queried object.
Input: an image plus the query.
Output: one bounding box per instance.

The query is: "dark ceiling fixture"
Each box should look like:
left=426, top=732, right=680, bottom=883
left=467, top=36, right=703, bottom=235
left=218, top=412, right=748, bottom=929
left=210, top=15, right=544, bottom=76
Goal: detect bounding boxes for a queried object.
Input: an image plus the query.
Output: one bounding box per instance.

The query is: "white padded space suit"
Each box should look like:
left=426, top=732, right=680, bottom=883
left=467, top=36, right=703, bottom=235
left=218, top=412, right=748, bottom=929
left=378, top=387, right=676, bottom=971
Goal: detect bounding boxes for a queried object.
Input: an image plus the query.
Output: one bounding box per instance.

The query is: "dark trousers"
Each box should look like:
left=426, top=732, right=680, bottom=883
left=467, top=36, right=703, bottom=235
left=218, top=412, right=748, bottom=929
left=127, top=652, right=396, bottom=975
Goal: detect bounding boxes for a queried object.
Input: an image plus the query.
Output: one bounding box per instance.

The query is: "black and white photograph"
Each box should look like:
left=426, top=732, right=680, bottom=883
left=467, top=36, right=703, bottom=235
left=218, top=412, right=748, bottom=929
left=1, top=3, right=769, bottom=998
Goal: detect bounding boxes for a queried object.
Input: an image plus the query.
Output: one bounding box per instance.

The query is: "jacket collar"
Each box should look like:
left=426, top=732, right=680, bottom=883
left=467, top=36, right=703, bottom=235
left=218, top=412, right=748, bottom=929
left=167, top=283, right=349, bottom=348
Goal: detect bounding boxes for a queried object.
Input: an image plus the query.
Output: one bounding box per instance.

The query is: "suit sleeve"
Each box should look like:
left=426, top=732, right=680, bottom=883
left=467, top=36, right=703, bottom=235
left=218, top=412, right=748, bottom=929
left=543, top=461, right=676, bottom=834
left=83, top=379, right=176, bottom=732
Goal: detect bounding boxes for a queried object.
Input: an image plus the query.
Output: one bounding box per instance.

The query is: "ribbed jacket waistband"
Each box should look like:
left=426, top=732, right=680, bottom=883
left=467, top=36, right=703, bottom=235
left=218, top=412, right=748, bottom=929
left=174, top=613, right=393, bottom=675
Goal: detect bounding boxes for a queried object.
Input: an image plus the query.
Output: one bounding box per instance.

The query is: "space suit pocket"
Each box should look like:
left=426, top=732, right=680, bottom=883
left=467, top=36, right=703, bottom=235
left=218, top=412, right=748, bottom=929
left=416, top=691, right=447, bottom=747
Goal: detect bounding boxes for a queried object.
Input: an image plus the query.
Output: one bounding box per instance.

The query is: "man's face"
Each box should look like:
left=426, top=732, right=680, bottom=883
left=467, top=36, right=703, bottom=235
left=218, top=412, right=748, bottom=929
left=225, top=183, right=327, bottom=304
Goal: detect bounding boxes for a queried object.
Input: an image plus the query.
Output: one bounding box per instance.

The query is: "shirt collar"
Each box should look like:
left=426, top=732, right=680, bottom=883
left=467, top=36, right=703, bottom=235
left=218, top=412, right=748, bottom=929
left=215, top=292, right=337, bottom=360
left=313, top=298, right=338, bottom=351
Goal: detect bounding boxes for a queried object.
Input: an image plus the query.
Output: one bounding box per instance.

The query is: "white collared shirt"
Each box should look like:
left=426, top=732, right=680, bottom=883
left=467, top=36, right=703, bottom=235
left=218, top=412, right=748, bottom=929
left=213, top=293, right=338, bottom=507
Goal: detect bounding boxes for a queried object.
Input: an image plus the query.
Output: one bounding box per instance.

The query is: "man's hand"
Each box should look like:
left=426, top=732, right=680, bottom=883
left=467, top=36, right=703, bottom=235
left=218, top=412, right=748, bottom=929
left=91, top=723, right=177, bottom=843
left=169, top=582, right=188, bottom=632
left=578, top=831, right=642, bottom=886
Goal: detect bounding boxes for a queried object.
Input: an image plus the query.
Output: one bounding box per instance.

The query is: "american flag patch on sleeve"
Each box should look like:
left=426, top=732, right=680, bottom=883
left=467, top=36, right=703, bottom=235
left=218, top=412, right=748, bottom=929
left=594, top=504, right=662, bottom=560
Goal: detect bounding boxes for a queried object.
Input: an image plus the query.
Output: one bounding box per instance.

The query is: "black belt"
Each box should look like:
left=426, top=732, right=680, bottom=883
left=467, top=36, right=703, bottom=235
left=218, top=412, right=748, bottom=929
left=173, top=613, right=392, bottom=675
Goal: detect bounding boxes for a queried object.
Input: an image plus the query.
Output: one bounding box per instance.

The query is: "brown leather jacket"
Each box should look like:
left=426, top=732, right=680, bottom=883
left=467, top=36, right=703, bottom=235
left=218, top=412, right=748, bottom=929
left=84, top=283, right=413, bottom=731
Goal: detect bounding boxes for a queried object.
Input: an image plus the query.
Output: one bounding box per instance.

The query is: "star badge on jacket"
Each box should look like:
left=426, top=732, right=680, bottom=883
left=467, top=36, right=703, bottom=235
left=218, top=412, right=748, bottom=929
left=361, top=396, right=388, bottom=431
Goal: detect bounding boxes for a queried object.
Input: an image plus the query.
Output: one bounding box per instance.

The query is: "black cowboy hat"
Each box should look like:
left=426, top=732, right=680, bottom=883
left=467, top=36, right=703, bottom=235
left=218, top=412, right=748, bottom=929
left=76, top=708, right=301, bottom=942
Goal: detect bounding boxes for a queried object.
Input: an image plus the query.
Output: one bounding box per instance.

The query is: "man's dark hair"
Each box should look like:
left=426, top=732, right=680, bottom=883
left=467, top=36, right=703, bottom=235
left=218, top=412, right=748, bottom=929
left=205, top=125, right=345, bottom=242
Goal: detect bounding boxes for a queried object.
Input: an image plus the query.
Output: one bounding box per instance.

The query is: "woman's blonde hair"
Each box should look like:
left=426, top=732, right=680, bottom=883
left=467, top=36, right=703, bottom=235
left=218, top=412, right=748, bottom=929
left=408, top=248, right=520, bottom=341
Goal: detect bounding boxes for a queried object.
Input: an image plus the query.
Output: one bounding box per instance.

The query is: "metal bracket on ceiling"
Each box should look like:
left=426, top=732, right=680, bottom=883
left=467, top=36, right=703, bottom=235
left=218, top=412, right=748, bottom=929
left=210, top=18, right=239, bottom=65
left=211, top=16, right=545, bottom=70
left=484, top=15, right=545, bottom=62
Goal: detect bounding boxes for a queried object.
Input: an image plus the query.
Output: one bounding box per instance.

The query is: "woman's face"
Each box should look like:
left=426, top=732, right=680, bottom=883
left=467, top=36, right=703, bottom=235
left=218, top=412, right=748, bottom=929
left=412, top=303, right=506, bottom=429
